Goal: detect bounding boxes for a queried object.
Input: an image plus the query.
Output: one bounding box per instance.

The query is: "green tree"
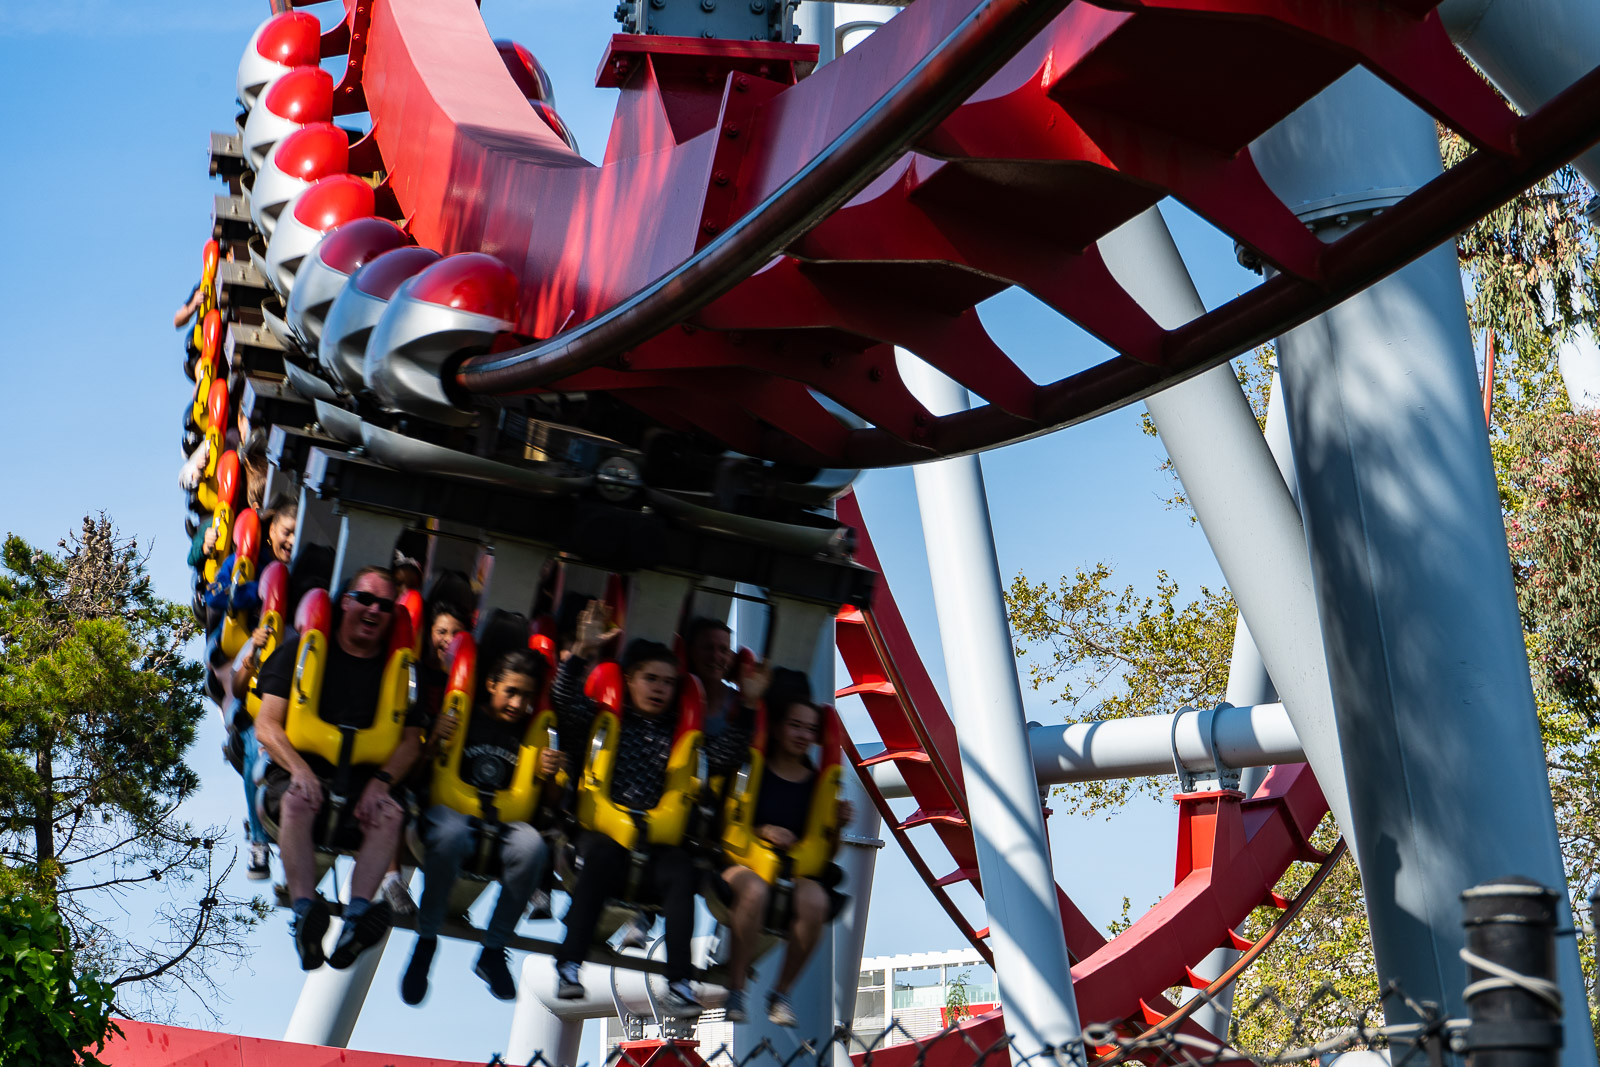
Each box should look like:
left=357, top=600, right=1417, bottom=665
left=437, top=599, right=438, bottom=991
left=0, top=891, right=118, bottom=1066
left=0, top=516, right=266, bottom=1020
left=1005, top=567, right=1236, bottom=815
left=945, top=968, right=972, bottom=1023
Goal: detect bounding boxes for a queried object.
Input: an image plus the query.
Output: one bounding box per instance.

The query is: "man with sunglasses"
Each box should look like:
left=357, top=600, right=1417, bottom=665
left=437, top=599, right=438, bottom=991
left=255, top=566, right=426, bottom=971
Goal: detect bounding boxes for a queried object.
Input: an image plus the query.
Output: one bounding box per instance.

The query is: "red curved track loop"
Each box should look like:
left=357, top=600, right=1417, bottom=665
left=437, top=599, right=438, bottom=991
left=323, top=0, right=1600, bottom=468
left=835, top=493, right=1332, bottom=1054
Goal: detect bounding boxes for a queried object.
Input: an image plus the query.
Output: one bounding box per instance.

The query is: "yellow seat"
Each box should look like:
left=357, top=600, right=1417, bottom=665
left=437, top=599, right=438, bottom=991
left=431, top=631, right=561, bottom=827
left=575, top=663, right=706, bottom=851
left=216, top=507, right=260, bottom=660
left=720, top=705, right=845, bottom=885
left=242, top=561, right=288, bottom=721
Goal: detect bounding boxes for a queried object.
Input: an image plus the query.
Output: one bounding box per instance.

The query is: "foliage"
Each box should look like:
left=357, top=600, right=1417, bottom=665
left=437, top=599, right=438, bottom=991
left=0, top=516, right=267, bottom=1021
left=1228, top=819, right=1378, bottom=1051
left=1004, top=567, right=1236, bottom=815
left=1503, top=412, right=1600, bottom=722
left=944, top=968, right=972, bottom=1023
left=0, top=891, right=119, bottom=1067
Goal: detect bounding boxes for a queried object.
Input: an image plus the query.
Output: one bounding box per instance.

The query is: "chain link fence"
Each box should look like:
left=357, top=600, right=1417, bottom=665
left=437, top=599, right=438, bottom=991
left=487, top=980, right=1461, bottom=1067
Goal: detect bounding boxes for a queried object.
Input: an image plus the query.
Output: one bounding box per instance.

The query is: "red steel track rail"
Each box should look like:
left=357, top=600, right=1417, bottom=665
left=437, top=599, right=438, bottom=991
left=318, top=0, right=1600, bottom=468
left=835, top=492, right=1336, bottom=1053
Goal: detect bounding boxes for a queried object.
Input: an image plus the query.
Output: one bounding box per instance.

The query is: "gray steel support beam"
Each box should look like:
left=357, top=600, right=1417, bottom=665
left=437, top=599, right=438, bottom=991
left=732, top=605, right=840, bottom=1052
left=1438, top=0, right=1600, bottom=186
left=1100, top=207, right=1355, bottom=844
left=478, top=540, right=550, bottom=617
left=1189, top=377, right=1295, bottom=1036
left=862, top=701, right=1303, bottom=798
left=283, top=869, right=392, bottom=1047
left=898, top=353, right=1082, bottom=1060
left=331, top=506, right=407, bottom=588
left=1252, top=68, right=1593, bottom=1054
left=831, top=768, right=883, bottom=1067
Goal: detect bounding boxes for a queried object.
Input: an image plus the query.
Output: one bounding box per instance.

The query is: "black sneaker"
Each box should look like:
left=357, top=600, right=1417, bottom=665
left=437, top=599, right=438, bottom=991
left=555, top=960, right=584, bottom=1000
left=291, top=896, right=331, bottom=971
left=661, top=980, right=703, bottom=1019
left=401, top=937, right=436, bottom=1006
left=328, top=901, right=393, bottom=970
left=475, top=948, right=517, bottom=1001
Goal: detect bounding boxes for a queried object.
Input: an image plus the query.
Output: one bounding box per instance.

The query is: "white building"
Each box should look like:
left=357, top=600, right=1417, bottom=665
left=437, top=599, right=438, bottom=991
left=600, top=948, right=997, bottom=1059
left=851, top=949, right=997, bottom=1046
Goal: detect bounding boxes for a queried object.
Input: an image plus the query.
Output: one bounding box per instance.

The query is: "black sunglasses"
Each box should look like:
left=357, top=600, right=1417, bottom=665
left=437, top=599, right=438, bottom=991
left=345, top=590, right=396, bottom=613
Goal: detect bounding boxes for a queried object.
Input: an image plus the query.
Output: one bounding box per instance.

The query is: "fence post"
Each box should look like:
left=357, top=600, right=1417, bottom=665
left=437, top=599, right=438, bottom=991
left=1460, top=877, right=1563, bottom=1067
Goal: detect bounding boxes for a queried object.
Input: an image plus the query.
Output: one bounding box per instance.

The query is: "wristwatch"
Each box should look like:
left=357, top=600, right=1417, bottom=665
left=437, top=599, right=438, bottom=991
left=373, top=770, right=394, bottom=785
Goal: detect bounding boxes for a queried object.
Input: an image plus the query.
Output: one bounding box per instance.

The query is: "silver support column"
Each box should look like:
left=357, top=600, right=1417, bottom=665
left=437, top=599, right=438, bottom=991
left=478, top=540, right=550, bottom=617
left=1184, top=378, right=1295, bottom=1037
left=330, top=506, right=407, bottom=587
left=1100, top=208, right=1354, bottom=845
left=832, top=768, right=884, bottom=1067
left=292, top=481, right=339, bottom=565
left=899, top=351, right=1082, bottom=1060
left=1439, top=0, right=1600, bottom=184
left=507, top=960, right=586, bottom=1067
left=732, top=603, right=841, bottom=1052
left=1253, top=69, right=1593, bottom=1056
left=283, top=870, right=392, bottom=1047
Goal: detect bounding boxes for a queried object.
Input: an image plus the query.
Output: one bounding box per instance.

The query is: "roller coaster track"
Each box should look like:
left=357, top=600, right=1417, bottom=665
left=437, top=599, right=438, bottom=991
left=314, top=0, right=1600, bottom=468
left=833, top=491, right=1334, bottom=1052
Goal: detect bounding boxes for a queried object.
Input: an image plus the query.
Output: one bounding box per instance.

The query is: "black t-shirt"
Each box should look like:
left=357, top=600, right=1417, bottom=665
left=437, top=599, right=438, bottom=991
left=258, top=630, right=414, bottom=731
left=753, top=766, right=815, bottom=839
left=458, top=711, right=528, bottom=792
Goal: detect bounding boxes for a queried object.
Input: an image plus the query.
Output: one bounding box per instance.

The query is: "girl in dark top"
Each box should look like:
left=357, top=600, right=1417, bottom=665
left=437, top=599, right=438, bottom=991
left=551, top=600, right=703, bottom=1017
left=719, top=683, right=853, bottom=1028
left=403, top=649, right=561, bottom=1005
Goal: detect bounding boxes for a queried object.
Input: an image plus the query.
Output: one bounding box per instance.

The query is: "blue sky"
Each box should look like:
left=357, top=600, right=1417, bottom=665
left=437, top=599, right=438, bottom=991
left=0, top=1, right=1262, bottom=1061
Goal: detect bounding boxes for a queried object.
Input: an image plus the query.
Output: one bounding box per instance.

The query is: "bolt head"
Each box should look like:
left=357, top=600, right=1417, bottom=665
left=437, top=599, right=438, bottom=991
left=701, top=0, right=715, bottom=10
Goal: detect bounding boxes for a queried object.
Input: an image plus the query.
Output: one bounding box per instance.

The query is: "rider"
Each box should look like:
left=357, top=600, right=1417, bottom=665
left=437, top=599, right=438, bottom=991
left=718, top=671, right=851, bottom=1027
left=254, top=566, right=423, bottom=971
left=401, top=648, right=562, bottom=1005
left=551, top=601, right=701, bottom=1016
left=684, top=616, right=758, bottom=780
left=378, top=591, right=473, bottom=917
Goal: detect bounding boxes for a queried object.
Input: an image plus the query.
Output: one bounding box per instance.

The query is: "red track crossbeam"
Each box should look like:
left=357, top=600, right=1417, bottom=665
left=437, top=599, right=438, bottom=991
left=325, top=0, right=1600, bottom=467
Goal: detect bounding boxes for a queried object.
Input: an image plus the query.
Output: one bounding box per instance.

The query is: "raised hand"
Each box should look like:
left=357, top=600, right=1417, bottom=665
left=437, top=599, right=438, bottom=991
left=738, top=657, right=772, bottom=708
left=574, top=599, right=621, bottom=658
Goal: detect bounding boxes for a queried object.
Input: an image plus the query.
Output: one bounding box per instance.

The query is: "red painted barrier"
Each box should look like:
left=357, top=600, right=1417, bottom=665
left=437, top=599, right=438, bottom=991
left=103, top=1019, right=490, bottom=1067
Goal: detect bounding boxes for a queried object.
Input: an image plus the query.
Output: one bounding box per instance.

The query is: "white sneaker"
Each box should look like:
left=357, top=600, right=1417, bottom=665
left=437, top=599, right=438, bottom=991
left=379, top=871, right=417, bottom=919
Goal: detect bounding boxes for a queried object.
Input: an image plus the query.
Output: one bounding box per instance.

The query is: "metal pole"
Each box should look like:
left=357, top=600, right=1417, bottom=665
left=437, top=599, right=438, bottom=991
left=832, top=768, right=884, bottom=1067
left=283, top=915, right=391, bottom=1045
left=900, top=351, right=1082, bottom=1061
left=1100, top=207, right=1355, bottom=847
left=1253, top=68, right=1592, bottom=1057
left=733, top=609, right=840, bottom=1052
left=1186, top=375, right=1296, bottom=1037
left=508, top=957, right=587, bottom=1067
